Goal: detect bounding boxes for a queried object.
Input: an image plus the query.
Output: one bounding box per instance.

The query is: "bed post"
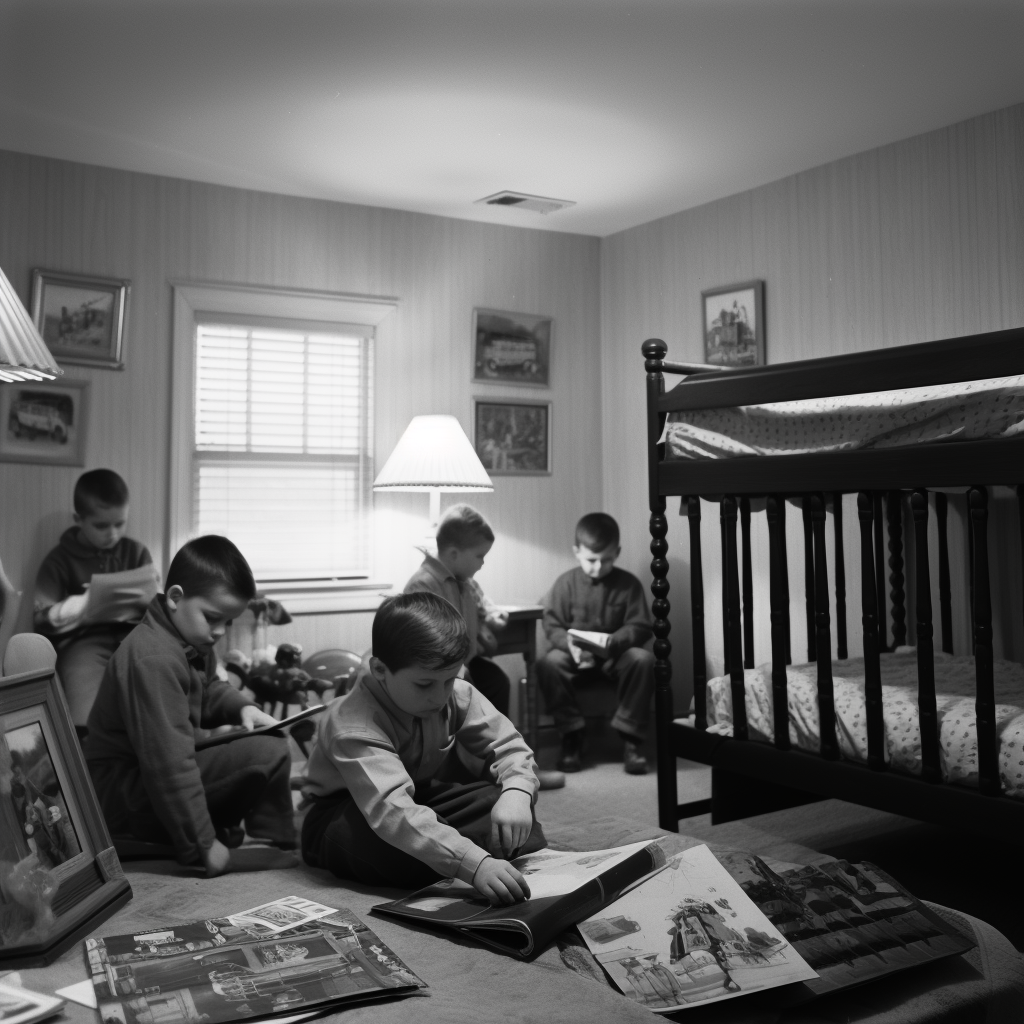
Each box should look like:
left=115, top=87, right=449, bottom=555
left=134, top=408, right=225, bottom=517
left=740, top=497, right=754, bottom=669
left=809, top=493, right=838, bottom=759
left=873, top=493, right=888, bottom=651
left=911, top=490, right=940, bottom=784
left=686, top=496, right=707, bottom=731
left=858, top=493, right=886, bottom=771
left=720, top=514, right=731, bottom=675
left=968, top=486, right=1000, bottom=797
left=887, top=491, right=907, bottom=649
left=936, top=492, right=953, bottom=654
left=642, top=339, right=678, bottom=832
left=833, top=493, right=848, bottom=660
left=766, top=495, right=790, bottom=750
left=802, top=500, right=817, bottom=663
left=781, top=504, right=792, bottom=665
left=721, top=496, right=747, bottom=740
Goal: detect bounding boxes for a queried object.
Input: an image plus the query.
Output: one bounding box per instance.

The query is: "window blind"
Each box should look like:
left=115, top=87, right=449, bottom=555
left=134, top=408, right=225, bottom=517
left=193, top=323, right=373, bottom=579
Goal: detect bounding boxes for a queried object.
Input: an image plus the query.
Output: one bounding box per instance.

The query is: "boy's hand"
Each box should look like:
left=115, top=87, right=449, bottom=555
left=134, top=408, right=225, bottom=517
left=577, top=650, right=597, bottom=671
left=203, top=838, right=231, bottom=877
left=477, top=624, right=498, bottom=656
left=239, top=705, right=278, bottom=730
left=472, top=857, right=531, bottom=905
left=489, top=789, right=533, bottom=858
left=486, top=609, right=509, bottom=629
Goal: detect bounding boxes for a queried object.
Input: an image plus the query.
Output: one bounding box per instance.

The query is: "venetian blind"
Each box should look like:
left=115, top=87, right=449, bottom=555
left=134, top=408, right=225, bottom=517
left=193, top=323, right=373, bottom=579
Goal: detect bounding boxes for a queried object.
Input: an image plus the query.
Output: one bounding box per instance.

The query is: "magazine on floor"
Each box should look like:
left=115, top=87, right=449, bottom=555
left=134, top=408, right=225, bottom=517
left=0, top=977, right=65, bottom=1024
left=577, top=844, right=818, bottom=1012
left=84, top=898, right=426, bottom=1024
left=373, top=839, right=669, bottom=959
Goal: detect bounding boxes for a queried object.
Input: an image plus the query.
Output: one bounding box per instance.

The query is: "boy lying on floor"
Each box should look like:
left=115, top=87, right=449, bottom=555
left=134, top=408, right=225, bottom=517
left=301, top=591, right=546, bottom=904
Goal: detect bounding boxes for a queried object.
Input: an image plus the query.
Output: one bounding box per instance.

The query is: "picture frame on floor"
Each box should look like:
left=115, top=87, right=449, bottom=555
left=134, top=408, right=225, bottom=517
left=0, top=667, right=131, bottom=967
left=31, top=269, right=130, bottom=370
left=0, top=378, right=89, bottom=466
left=473, top=398, right=551, bottom=475
left=701, top=279, right=765, bottom=367
left=472, top=308, right=552, bottom=387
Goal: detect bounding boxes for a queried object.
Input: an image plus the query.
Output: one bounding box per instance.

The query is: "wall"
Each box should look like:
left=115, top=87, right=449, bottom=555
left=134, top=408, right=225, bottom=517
left=600, top=102, right=1024, bottom=708
left=0, top=150, right=602, bottom=658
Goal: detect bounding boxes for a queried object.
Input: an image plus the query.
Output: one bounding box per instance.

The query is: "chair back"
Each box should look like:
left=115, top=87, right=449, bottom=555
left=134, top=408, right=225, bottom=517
left=3, top=632, right=58, bottom=677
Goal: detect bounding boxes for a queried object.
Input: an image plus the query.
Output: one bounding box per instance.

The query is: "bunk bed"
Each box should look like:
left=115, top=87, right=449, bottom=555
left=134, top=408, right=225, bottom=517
left=643, top=327, right=1024, bottom=839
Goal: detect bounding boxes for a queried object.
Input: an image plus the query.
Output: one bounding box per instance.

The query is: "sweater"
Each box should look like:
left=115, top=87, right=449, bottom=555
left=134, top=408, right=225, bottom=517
left=404, top=553, right=481, bottom=661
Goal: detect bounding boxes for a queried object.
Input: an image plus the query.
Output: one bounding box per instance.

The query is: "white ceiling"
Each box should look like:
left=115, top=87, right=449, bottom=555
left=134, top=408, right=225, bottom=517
left=2, top=0, right=1023, bottom=237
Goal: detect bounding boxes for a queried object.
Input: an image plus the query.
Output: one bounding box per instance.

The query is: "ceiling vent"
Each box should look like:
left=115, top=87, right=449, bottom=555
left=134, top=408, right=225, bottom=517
left=475, top=191, right=575, bottom=215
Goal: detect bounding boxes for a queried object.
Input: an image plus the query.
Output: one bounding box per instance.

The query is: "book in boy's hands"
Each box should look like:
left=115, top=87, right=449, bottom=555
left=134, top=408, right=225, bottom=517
left=194, top=704, right=327, bottom=749
left=84, top=897, right=426, bottom=1024
left=566, top=629, right=611, bottom=663
left=84, top=564, right=160, bottom=624
left=372, top=839, right=668, bottom=960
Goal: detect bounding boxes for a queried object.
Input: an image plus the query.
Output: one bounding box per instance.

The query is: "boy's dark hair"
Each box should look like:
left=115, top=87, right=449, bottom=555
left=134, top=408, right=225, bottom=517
left=575, top=512, right=620, bottom=551
left=74, top=469, right=129, bottom=516
left=435, top=503, right=495, bottom=551
left=372, top=592, right=470, bottom=673
left=165, top=535, right=256, bottom=602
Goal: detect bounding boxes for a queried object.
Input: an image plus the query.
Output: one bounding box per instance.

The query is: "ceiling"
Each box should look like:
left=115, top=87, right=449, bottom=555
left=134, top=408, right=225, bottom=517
left=2, top=0, right=1023, bottom=238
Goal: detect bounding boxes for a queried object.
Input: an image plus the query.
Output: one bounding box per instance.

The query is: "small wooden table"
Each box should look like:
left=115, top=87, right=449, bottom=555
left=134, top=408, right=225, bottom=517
left=493, top=606, right=543, bottom=751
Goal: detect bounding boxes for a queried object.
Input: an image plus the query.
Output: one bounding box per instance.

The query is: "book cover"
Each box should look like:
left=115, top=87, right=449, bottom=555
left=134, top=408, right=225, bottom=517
left=372, top=840, right=668, bottom=959
left=566, top=629, right=611, bottom=663
left=84, top=902, right=426, bottom=1023
left=194, top=705, right=326, bottom=750
left=0, top=978, right=65, bottom=1024
left=85, top=565, right=160, bottom=624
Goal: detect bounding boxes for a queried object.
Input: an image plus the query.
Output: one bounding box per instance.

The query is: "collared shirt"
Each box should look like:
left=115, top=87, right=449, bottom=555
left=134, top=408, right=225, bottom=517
left=404, top=552, right=481, bottom=660
left=303, top=673, right=538, bottom=883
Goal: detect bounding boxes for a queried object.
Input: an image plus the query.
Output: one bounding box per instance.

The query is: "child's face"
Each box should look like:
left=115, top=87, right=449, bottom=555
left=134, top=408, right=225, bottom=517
left=574, top=542, right=620, bottom=580
left=369, top=657, right=462, bottom=718
left=441, top=539, right=493, bottom=580
left=165, top=584, right=248, bottom=652
left=75, top=503, right=128, bottom=550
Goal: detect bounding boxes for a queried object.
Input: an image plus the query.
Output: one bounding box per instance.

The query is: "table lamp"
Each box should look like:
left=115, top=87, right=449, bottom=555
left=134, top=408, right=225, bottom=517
left=373, top=414, right=493, bottom=536
left=0, top=263, right=61, bottom=382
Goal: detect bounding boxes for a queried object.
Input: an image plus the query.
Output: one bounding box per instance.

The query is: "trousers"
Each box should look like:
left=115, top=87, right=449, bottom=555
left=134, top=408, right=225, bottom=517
left=535, top=646, right=655, bottom=740
left=56, top=625, right=134, bottom=728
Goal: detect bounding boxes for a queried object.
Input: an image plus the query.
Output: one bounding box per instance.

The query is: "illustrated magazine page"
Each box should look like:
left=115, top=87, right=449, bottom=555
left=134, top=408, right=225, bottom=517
left=85, top=899, right=426, bottom=1024
left=577, top=844, right=818, bottom=1012
left=373, top=839, right=668, bottom=959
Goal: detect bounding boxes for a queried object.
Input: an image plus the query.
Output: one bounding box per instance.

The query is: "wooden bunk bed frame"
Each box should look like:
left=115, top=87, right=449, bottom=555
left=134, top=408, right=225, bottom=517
left=643, top=326, right=1024, bottom=839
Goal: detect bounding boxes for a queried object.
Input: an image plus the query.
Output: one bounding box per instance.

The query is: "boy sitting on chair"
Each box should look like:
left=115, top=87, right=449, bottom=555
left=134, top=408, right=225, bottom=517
left=84, top=535, right=297, bottom=876
left=537, top=513, right=654, bottom=775
left=302, top=591, right=545, bottom=903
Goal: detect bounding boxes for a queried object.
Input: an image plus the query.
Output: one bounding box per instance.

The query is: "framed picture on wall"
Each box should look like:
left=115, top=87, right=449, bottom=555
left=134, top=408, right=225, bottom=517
left=474, top=398, right=551, bottom=475
left=701, top=280, right=765, bottom=367
left=472, top=308, right=552, bottom=387
left=0, top=378, right=89, bottom=466
left=31, top=269, right=130, bottom=370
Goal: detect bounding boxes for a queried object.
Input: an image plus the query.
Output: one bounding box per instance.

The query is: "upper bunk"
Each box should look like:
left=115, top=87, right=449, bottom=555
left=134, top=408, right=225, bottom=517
left=645, top=326, right=1024, bottom=496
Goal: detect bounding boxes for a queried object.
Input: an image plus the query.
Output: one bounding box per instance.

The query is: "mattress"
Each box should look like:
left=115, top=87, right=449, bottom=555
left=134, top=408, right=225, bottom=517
left=663, top=375, right=1024, bottom=460
left=697, top=648, right=1024, bottom=799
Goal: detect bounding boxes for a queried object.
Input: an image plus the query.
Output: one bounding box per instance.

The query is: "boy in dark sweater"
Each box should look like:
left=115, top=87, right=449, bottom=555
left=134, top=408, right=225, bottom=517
left=84, top=536, right=296, bottom=876
left=34, top=469, right=154, bottom=730
left=537, top=513, right=654, bottom=775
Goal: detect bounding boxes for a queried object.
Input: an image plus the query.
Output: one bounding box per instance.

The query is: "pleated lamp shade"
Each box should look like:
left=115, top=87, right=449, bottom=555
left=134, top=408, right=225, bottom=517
left=0, top=265, right=61, bottom=382
left=374, top=414, right=493, bottom=527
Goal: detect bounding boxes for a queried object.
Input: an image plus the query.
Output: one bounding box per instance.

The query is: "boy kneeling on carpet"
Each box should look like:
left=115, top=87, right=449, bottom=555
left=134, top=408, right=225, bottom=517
left=302, top=591, right=546, bottom=904
left=84, top=536, right=297, bottom=876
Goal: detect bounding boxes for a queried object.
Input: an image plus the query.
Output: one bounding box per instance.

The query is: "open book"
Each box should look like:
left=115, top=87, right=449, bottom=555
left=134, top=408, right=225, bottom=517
left=566, top=629, right=611, bottom=663
left=194, top=704, right=326, bottom=750
left=84, top=564, right=160, bottom=624
left=373, top=839, right=667, bottom=959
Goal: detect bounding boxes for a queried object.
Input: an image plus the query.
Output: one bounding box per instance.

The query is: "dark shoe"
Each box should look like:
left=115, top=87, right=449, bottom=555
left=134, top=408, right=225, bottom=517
left=623, top=740, right=649, bottom=775
left=217, top=825, right=246, bottom=849
left=536, top=769, right=566, bottom=790
left=556, top=730, right=584, bottom=773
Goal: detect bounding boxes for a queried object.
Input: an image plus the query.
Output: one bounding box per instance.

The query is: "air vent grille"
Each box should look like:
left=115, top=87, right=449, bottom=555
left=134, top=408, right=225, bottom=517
left=475, top=191, right=575, bottom=215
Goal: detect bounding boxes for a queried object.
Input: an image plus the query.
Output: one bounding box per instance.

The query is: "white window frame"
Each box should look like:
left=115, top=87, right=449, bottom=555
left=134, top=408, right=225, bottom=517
left=169, top=282, right=396, bottom=612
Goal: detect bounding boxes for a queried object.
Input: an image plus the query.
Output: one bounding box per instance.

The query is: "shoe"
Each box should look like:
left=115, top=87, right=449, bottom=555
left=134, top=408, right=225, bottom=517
left=556, top=730, right=585, bottom=773
left=623, top=740, right=649, bottom=775
left=216, top=825, right=246, bottom=849
left=536, top=769, right=566, bottom=790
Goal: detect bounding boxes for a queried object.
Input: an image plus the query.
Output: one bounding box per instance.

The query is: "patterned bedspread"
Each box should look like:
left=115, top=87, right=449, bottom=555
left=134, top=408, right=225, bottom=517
left=663, top=376, right=1024, bottom=460
left=700, top=648, right=1024, bottom=798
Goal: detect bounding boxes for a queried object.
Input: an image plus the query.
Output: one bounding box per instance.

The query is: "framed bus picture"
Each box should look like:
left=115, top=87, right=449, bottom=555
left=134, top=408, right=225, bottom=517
left=0, top=378, right=89, bottom=466
left=472, top=309, right=552, bottom=387
left=474, top=399, right=551, bottom=475
left=701, top=280, right=765, bottom=367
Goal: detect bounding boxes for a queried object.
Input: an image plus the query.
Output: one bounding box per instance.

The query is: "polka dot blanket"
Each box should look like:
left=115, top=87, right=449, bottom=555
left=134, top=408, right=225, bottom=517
left=701, top=648, right=1024, bottom=798
left=663, top=376, right=1024, bottom=460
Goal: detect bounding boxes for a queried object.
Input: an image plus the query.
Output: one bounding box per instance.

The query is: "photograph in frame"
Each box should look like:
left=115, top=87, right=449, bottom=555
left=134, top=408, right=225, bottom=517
left=701, top=280, right=765, bottom=367
left=472, top=308, right=552, bottom=387
left=31, top=270, right=129, bottom=370
left=0, top=379, right=89, bottom=467
left=474, top=399, right=551, bottom=475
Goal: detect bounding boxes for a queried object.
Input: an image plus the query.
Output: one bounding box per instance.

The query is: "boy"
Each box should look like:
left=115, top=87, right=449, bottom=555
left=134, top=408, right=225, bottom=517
left=404, top=504, right=510, bottom=716
left=537, top=513, right=654, bottom=775
left=34, top=469, right=154, bottom=730
left=302, top=591, right=545, bottom=904
left=84, top=535, right=296, bottom=876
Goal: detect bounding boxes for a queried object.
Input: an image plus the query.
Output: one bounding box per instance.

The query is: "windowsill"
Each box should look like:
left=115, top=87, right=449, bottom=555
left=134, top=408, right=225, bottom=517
left=256, top=578, right=393, bottom=615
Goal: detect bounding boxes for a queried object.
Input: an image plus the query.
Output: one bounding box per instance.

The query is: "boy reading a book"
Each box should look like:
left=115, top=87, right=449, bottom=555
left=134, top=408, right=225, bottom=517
left=404, top=504, right=510, bottom=715
left=537, top=513, right=654, bottom=775
left=84, top=535, right=297, bottom=876
left=302, top=591, right=545, bottom=904
left=34, top=469, right=156, bottom=730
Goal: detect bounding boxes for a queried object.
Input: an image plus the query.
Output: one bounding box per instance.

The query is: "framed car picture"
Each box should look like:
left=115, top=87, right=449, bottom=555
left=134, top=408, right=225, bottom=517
left=0, top=378, right=89, bottom=466
left=472, top=309, right=552, bottom=387
left=474, top=399, right=551, bottom=475
left=701, top=280, right=765, bottom=367
left=31, top=269, right=130, bottom=370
